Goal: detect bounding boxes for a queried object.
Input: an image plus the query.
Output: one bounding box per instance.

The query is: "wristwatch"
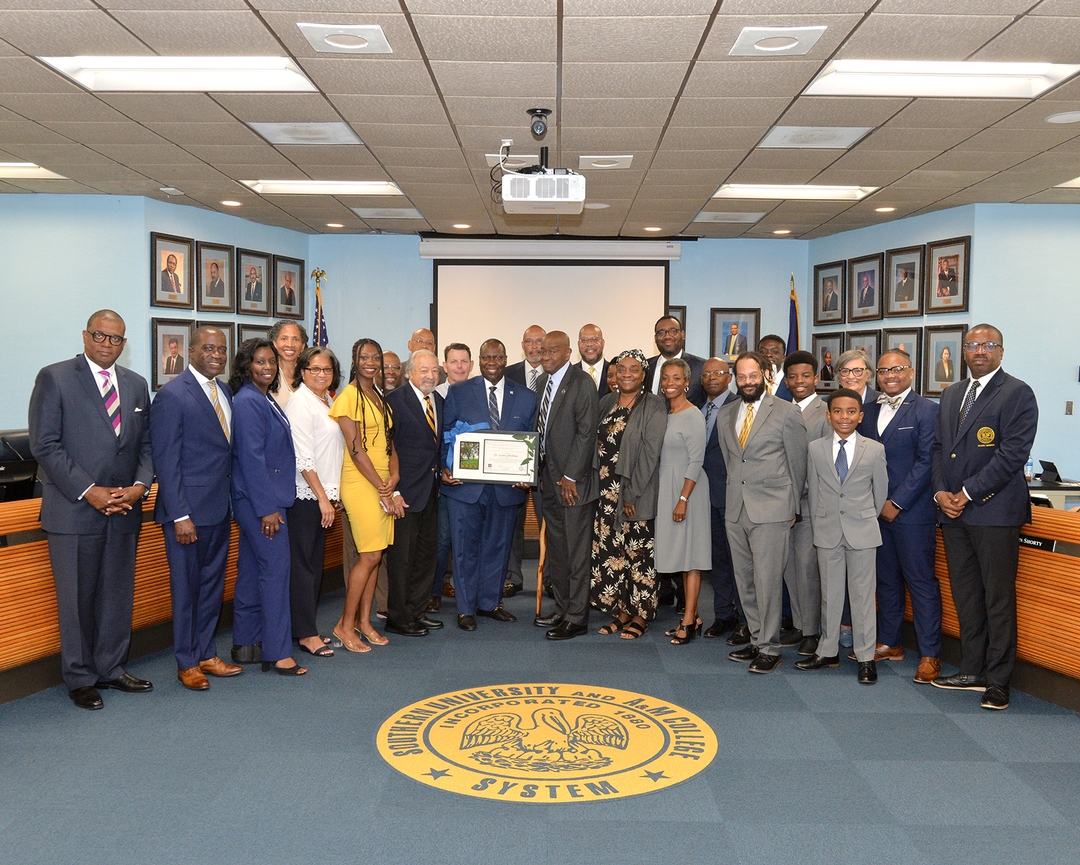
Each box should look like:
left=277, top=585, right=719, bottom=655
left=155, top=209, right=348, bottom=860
left=679, top=495, right=689, bottom=503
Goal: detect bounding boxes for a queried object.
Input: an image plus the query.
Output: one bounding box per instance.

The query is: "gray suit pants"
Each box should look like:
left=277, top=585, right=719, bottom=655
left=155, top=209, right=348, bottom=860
left=726, top=507, right=790, bottom=655
left=783, top=506, right=821, bottom=636
left=816, top=542, right=876, bottom=662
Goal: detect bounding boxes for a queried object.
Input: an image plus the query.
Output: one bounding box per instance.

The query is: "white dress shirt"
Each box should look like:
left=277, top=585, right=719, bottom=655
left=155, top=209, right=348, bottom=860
left=876, top=387, right=911, bottom=435
left=485, top=376, right=506, bottom=422
left=796, top=393, right=820, bottom=413
left=651, top=350, right=684, bottom=394
left=832, top=430, right=859, bottom=466
left=735, top=393, right=764, bottom=431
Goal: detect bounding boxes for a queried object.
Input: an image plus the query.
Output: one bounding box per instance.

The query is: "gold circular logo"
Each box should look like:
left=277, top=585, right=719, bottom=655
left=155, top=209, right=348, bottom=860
left=377, top=683, right=717, bottom=803
left=977, top=426, right=995, bottom=444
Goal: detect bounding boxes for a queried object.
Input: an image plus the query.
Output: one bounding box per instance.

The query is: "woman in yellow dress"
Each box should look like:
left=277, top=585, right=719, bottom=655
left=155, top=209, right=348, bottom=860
left=329, top=338, right=404, bottom=652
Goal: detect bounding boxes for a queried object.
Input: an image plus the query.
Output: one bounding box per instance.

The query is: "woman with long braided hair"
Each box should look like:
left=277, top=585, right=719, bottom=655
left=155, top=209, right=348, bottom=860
left=329, top=338, right=402, bottom=652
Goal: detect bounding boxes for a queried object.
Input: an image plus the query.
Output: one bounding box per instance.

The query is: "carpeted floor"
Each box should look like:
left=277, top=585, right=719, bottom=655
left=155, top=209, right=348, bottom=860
left=2, top=566, right=1079, bottom=865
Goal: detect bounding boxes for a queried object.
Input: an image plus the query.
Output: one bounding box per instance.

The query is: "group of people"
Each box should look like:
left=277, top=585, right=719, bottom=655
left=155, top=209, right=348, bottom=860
left=28, top=309, right=1037, bottom=714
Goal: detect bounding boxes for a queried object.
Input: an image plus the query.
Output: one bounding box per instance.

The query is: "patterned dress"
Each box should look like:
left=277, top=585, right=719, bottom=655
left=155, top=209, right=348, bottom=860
left=590, top=403, right=658, bottom=620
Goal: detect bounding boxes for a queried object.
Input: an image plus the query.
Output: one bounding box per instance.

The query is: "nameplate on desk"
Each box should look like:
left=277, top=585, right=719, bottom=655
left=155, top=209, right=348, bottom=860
left=1019, top=534, right=1055, bottom=553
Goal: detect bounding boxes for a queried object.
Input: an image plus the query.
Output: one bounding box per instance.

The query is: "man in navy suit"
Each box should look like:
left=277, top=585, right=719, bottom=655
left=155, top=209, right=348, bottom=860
left=150, top=326, right=242, bottom=691
left=930, top=325, right=1038, bottom=710
left=646, top=315, right=705, bottom=407
left=384, top=350, right=444, bottom=636
left=532, top=331, right=600, bottom=639
left=699, top=358, right=744, bottom=639
left=441, top=339, right=537, bottom=631
left=861, top=349, right=942, bottom=684
left=29, top=310, right=155, bottom=710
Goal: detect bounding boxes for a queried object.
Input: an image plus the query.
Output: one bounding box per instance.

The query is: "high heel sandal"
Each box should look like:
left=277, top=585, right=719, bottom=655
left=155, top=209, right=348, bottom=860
left=261, top=660, right=308, bottom=675
left=666, top=617, right=702, bottom=637
left=332, top=626, right=370, bottom=653
left=357, top=627, right=389, bottom=646
left=670, top=620, right=699, bottom=645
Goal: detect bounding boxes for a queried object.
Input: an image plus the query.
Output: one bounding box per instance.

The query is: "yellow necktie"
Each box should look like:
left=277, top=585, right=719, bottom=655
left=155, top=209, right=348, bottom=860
left=209, top=380, right=229, bottom=440
left=424, top=394, right=437, bottom=437
left=738, top=403, right=754, bottom=449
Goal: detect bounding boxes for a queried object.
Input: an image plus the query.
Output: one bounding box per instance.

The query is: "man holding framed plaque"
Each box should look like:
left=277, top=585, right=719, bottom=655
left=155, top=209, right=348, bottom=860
left=440, top=339, right=538, bottom=631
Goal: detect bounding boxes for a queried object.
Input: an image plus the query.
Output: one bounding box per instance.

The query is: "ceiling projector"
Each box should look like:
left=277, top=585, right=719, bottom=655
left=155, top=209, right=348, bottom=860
left=497, top=141, right=586, bottom=215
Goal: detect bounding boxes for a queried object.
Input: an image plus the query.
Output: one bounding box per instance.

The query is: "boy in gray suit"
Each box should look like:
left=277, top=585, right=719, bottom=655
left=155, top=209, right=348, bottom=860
left=797, top=388, right=889, bottom=684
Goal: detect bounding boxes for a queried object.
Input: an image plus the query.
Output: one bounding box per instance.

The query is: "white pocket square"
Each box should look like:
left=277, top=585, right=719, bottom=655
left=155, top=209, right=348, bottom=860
left=134, top=407, right=144, bottom=412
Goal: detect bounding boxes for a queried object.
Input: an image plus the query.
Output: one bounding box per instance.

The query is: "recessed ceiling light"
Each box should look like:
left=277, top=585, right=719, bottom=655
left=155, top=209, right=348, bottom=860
left=1045, top=111, right=1080, bottom=124
left=759, top=126, right=873, bottom=149
left=0, top=162, right=67, bottom=179
left=485, top=153, right=538, bottom=169
left=243, top=180, right=402, bottom=195
left=326, top=223, right=344, bottom=228
left=583, top=202, right=611, bottom=210
left=875, top=206, right=896, bottom=213
left=220, top=200, right=242, bottom=207
left=804, top=59, right=1080, bottom=99
left=352, top=206, right=424, bottom=219
left=37, top=56, right=316, bottom=92
left=159, top=186, right=184, bottom=195
left=772, top=229, right=791, bottom=235
left=693, top=211, right=765, bottom=224
left=452, top=223, right=471, bottom=229
left=578, top=155, right=633, bottom=170
left=729, top=26, right=827, bottom=57
left=247, top=122, right=361, bottom=146
left=714, top=184, right=877, bottom=201
left=644, top=226, right=663, bottom=232
left=296, top=23, right=393, bottom=55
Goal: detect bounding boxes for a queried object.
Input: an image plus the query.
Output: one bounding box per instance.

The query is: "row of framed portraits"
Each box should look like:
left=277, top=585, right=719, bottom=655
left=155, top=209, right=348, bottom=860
left=813, top=235, right=970, bottom=326
left=151, top=317, right=272, bottom=392
left=151, top=232, right=306, bottom=320
left=812, top=323, right=969, bottom=399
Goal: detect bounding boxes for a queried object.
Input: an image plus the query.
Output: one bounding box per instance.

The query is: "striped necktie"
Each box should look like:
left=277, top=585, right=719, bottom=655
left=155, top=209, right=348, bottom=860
left=208, top=379, right=229, bottom=440
left=424, top=394, right=437, bottom=438
left=537, top=377, right=553, bottom=458
left=528, top=367, right=538, bottom=391
left=98, top=370, right=121, bottom=436
left=488, top=384, right=500, bottom=430
left=738, top=403, right=754, bottom=449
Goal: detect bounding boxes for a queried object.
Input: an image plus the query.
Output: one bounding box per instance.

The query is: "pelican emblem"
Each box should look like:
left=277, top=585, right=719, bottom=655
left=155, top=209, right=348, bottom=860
left=459, top=708, right=629, bottom=772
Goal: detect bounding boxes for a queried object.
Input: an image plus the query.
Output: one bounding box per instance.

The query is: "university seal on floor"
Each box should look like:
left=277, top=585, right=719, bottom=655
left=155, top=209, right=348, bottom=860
left=376, top=683, right=717, bottom=802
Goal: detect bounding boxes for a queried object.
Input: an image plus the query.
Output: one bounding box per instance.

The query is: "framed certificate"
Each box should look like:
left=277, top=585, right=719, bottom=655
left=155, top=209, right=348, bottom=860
left=452, top=430, right=538, bottom=486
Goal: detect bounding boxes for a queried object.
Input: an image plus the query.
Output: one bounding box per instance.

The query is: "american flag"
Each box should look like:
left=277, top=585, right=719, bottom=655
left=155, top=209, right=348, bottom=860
left=312, top=275, right=329, bottom=348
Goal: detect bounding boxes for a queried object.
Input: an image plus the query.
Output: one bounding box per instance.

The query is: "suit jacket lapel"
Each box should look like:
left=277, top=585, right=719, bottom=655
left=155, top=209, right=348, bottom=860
left=76, top=356, right=116, bottom=430
left=845, top=436, right=867, bottom=480
left=744, top=394, right=773, bottom=448
left=958, top=373, right=1002, bottom=435
left=880, top=398, right=913, bottom=446
left=185, top=371, right=226, bottom=441
left=818, top=439, right=842, bottom=492
left=500, top=381, right=516, bottom=428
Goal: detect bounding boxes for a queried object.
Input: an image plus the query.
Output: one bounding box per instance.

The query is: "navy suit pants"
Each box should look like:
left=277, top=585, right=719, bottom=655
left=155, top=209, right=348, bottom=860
left=877, top=520, right=941, bottom=657
left=164, top=516, right=231, bottom=669
left=446, top=486, right=517, bottom=615
left=233, top=496, right=293, bottom=663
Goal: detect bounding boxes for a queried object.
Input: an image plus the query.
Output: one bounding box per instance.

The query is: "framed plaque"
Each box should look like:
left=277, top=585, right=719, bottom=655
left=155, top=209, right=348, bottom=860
left=451, top=430, right=538, bottom=486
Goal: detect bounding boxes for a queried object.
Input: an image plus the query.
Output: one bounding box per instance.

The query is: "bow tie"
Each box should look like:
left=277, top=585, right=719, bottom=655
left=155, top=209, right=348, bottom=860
left=877, top=394, right=903, bottom=409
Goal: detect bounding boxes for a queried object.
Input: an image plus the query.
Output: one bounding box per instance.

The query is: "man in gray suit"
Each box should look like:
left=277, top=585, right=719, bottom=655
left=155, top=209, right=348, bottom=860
left=780, top=350, right=831, bottom=657
left=29, top=310, right=155, bottom=710
left=719, top=351, right=807, bottom=673
left=532, top=331, right=600, bottom=640
left=797, top=389, right=889, bottom=684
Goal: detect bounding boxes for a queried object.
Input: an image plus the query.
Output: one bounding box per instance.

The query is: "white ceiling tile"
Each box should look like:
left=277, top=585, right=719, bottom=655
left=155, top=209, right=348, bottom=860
left=683, top=61, right=822, bottom=98
left=660, top=125, right=768, bottom=150
left=430, top=62, right=556, bottom=98
left=563, top=62, right=689, bottom=98
left=444, top=97, right=556, bottom=128
left=562, top=98, right=674, bottom=127
left=838, top=14, right=1015, bottom=60
left=975, top=16, right=1080, bottom=63
left=887, top=98, right=1024, bottom=128
left=0, top=57, right=85, bottom=94
left=298, top=59, right=437, bottom=96
left=563, top=16, right=709, bottom=62
left=211, top=94, right=341, bottom=122
left=648, top=149, right=745, bottom=171
left=109, top=11, right=285, bottom=54
left=330, top=95, right=448, bottom=125
left=359, top=123, right=461, bottom=149
left=412, top=15, right=557, bottom=62
left=143, top=122, right=264, bottom=146
left=0, top=11, right=148, bottom=54
left=561, top=126, right=663, bottom=151
left=780, top=97, right=911, bottom=127
left=670, top=98, right=789, bottom=128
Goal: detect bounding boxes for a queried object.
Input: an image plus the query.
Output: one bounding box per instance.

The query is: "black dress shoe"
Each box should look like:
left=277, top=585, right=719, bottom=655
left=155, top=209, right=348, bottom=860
left=534, top=611, right=563, bottom=628
left=797, top=634, right=820, bottom=656
left=416, top=615, right=443, bottom=630
left=69, top=686, right=103, bottom=710
left=703, top=618, right=737, bottom=638
left=794, top=653, right=840, bottom=670
left=749, top=653, right=782, bottom=674
left=725, top=623, right=751, bottom=646
left=502, top=581, right=521, bottom=597
left=426, top=596, right=442, bottom=613
left=385, top=620, right=428, bottom=636
left=231, top=643, right=262, bottom=665
left=544, top=585, right=554, bottom=599
left=547, top=621, right=588, bottom=641
left=95, top=673, right=153, bottom=693
left=728, top=645, right=759, bottom=663
left=457, top=614, right=477, bottom=631
left=981, top=684, right=1010, bottom=710
left=476, top=606, right=517, bottom=622
left=778, top=626, right=803, bottom=647
left=930, top=672, right=987, bottom=692
left=858, top=660, right=878, bottom=684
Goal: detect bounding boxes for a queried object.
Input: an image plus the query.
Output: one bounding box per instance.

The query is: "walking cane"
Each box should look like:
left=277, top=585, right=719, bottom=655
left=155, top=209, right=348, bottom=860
left=535, top=518, right=547, bottom=618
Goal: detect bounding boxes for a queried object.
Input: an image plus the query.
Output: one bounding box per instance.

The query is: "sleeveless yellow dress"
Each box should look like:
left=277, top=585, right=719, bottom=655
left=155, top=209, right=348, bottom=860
left=329, top=384, right=394, bottom=552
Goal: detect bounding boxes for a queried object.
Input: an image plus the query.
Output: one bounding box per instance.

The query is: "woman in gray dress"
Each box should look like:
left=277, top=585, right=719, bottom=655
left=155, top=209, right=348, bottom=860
left=655, top=358, right=711, bottom=645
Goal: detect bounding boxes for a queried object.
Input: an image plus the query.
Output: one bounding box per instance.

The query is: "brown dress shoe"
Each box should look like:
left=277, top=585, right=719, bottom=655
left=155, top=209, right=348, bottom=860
left=874, top=644, right=904, bottom=662
left=913, top=656, right=942, bottom=684
left=442, top=582, right=456, bottom=597
left=199, top=656, right=243, bottom=677
left=426, top=596, right=441, bottom=612
left=178, top=667, right=210, bottom=690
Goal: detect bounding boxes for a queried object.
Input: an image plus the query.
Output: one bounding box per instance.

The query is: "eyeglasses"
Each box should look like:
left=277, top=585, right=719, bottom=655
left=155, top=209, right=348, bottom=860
left=305, top=366, right=334, bottom=376
left=654, top=327, right=681, bottom=337
left=579, top=337, right=603, bottom=344
left=701, top=371, right=728, bottom=378
left=88, top=330, right=125, bottom=346
left=838, top=367, right=868, bottom=377
left=735, top=375, right=762, bottom=384
left=876, top=365, right=912, bottom=375
left=963, top=341, right=1000, bottom=352
left=384, top=364, right=402, bottom=372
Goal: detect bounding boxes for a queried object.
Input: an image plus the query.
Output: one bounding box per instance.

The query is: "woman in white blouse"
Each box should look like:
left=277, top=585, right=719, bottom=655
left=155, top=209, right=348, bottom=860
left=285, top=346, right=345, bottom=657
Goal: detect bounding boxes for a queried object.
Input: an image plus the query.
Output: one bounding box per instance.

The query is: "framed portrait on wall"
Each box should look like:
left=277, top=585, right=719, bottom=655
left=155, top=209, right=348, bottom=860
left=196, top=242, right=234, bottom=313
left=884, top=245, right=924, bottom=317
left=923, top=324, right=968, bottom=397
left=238, top=323, right=271, bottom=344
left=813, top=260, right=845, bottom=327
left=847, top=253, right=883, bottom=323
left=813, top=332, right=845, bottom=393
left=710, top=307, right=760, bottom=361
left=195, top=320, right=235, bottom=383
left=237, top=248, right=271, bottom=316
left=883, top=327, right=923, bottom=394
left=151, top=317, right=194, bottom=392
left=925, top=236, right=971, bottom=314
left=273, top=255, right=305, bottom=320
left=846, top=329, right=881, bottom=371
left=666, top=305, right=686, bottom=329
left=150, top=232, right=194, bottom=310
